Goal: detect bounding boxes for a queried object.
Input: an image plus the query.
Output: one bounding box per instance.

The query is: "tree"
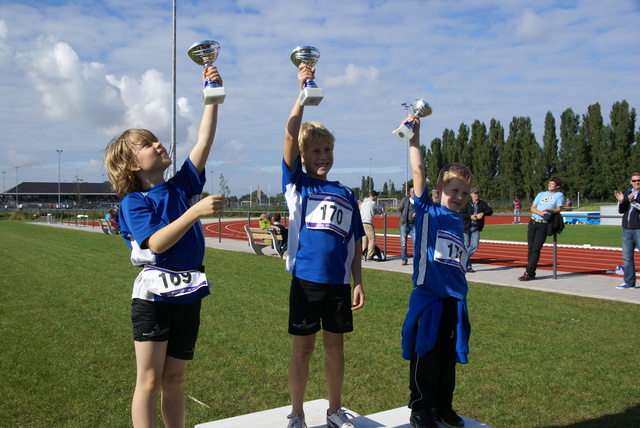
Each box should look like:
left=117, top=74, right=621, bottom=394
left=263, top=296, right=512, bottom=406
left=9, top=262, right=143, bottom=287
left=558, top=108, right=580, bottom=194
left=425, top=137, right=443, bottom=188
left=441, top=128, right=456, bottom=165
left=608, top=100, right=636, bottom=189
left=455, top=123, right=471, bottom=168
left=468, top=120, right=495, bottom=197
left=578, top=103, right=603, bottom=198
left=542, top=111, right=558, bottom=180
left=219, top=174, right=231, bottom=201
left=501, top=117, right=525, bottom=199
left=488, top=119, right=505, bottom=198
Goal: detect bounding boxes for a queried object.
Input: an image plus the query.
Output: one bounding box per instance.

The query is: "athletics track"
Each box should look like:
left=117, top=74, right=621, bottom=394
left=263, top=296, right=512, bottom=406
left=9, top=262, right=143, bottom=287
left=202, top=215, right=638, bottom=278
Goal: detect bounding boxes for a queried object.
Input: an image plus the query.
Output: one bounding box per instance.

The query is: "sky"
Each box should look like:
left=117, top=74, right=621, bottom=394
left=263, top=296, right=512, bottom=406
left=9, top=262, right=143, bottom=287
left=1, top=0, right=639, bottom=198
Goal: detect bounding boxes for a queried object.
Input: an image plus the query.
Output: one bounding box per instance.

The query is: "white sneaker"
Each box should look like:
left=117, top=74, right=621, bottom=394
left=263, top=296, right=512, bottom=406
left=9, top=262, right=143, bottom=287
left=287, top=413, right=307, bottom=428
left=327, top=408, right=356, bottom=428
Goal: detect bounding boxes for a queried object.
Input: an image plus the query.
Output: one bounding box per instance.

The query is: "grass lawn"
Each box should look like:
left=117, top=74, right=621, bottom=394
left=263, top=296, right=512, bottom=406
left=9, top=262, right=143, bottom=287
left=1, top=221, right=639, bottom=427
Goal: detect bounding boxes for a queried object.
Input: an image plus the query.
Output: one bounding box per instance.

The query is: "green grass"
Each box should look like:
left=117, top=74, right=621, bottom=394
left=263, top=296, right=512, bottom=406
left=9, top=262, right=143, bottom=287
left=1, top=221, right=639, bottom=427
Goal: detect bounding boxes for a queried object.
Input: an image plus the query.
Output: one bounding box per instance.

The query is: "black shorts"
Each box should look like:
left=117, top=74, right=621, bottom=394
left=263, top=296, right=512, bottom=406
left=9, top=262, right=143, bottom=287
left=288, top=276, right=353, bottom=335
left=131, top=298, right=202, bottom=360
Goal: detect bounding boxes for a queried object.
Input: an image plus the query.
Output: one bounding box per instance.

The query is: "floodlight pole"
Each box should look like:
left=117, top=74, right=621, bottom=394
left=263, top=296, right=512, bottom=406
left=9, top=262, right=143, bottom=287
left=14, top=166, right=20, bottom=208
left=170, top=0, right=177, bottom=177
left=57, top=150, right=63, bottom=208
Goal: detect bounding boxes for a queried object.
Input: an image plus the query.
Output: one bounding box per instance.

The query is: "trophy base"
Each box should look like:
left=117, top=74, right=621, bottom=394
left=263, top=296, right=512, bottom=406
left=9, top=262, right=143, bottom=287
left=392, top=123, right=414, bottom=142
left=299, top=87, right=324, bottom=106
left=202, top=86, right=226, bottom=105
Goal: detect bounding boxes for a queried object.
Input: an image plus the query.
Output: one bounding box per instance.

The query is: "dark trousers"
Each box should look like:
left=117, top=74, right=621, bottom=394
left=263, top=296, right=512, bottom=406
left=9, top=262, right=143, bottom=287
left=409, top=297, right=458, bottom=411
left=526, top=220, right=548, bottom=276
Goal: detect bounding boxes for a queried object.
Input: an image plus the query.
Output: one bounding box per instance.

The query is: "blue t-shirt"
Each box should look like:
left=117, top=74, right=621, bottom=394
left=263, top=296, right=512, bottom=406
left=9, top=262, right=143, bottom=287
left=283, top=157, right=365, bottom=285
left=412, top=189, right=468, bottom=300
left=532, top=191, right=565, bottom=221
left=119, top=158, right=209, bottom=303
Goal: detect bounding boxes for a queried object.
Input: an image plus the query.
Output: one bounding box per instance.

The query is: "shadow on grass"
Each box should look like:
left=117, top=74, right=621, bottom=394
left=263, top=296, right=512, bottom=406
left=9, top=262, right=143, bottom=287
left=541, top=403, right=640, bottom=427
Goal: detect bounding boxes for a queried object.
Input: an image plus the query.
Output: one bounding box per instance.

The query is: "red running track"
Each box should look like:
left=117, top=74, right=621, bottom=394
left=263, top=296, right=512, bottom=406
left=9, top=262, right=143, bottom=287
left=204, top=217, right=635, bottom=277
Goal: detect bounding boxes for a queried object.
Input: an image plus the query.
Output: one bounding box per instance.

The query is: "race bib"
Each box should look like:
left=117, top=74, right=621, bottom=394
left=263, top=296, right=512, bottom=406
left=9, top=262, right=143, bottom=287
left=135, top=266, right=209, bottom=298
left=434, top=230, right=467, bottom=272
left=305, top=193, right=353, bottom=237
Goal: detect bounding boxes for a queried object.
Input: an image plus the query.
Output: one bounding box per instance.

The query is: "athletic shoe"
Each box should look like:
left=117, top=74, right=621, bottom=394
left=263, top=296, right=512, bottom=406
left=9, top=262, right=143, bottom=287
left=434, top=407, right=465, bottom=428
left=466, top=267, right=475, bottom=273
left=518, top=272, right=534, bottom=281
left=616, top=283, right=636, bottom=289
left=402, top=260, right=408, bottom=266
left=409, top=410, right=439, bottom=428
left=327, top=408, right=355, bottom=428
left=287, top=413, right=307, bottom=428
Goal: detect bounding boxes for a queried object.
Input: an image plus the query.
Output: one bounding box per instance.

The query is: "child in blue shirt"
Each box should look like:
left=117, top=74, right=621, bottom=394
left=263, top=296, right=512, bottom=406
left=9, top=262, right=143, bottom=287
left=103, top=67, right=225, bottom=428
left=400, top=114, right=472, bottom=428
left=283, top=63, right=365, bottom=428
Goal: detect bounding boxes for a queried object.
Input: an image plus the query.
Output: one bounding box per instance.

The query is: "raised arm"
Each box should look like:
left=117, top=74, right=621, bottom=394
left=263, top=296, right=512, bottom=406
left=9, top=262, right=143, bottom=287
left=283, top=64, right=315, bottom=170
left=407, top=115, right=426, bottom=198
left=189, top=66, right=222, bottom=174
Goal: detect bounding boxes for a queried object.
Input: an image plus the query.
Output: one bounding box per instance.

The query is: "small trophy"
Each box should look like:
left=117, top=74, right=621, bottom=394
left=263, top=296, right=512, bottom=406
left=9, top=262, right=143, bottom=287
left=188, top=40, right=226, bottom=105
left=290, top=46, right=324, bottom=106
left=392, top=99, right=433, bottom=141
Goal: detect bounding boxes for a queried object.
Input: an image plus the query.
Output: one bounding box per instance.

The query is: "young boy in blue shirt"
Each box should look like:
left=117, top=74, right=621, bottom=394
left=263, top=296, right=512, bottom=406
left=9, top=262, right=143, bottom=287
left=400, top=114, right=472, bottom=428
left=283, top=63, right=365, bottom=428
left=103, top=67, right=226, bottom=428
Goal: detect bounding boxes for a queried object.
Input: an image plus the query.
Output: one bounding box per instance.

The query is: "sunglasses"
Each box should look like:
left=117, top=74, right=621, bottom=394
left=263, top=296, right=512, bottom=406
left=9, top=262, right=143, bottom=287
left=632, top=180, right=640, bottom=183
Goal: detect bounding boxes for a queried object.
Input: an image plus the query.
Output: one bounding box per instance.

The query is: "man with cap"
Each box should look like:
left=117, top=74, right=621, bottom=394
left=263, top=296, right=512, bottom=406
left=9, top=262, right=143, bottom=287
left=459, top=187, right=493, bottom=273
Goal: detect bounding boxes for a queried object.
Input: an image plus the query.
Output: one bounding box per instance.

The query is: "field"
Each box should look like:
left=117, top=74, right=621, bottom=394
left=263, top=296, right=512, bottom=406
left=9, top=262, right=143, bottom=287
left=1, top=221, right=639, bottom=427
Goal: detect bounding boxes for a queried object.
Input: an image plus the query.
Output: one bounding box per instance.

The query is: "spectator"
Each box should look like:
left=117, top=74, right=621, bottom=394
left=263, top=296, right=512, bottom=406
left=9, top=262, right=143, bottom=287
left=518, top=177, right=565, bottom=281
left=512, top=196, right=521, bottom=224
left=565, top=198, right=572, bottom=212
left=459, top=187, right=493, bottom=273
left=259, top=213, right=273, bottom=246
left=281, top=62, right=365, bottom=428
left=398, top=187, right=416, bottom=266
left=430, top=189, right=439, bottom=203
left=614, top=172, right=640, bottom=289
left=270, top=213, right=288, bottom=253
left=400, top=113, right=472, bottom=428
left=360, top=190, right=382, bottom=261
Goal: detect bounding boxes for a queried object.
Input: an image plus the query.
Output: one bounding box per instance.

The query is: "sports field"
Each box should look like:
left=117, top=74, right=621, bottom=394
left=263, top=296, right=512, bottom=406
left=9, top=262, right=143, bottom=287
left=1, top=221, right=639, bottom=427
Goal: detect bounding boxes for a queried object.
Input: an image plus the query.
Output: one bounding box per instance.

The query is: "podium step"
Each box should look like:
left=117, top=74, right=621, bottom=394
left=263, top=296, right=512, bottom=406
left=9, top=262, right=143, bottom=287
left=195, top=398, right=492, bottom=428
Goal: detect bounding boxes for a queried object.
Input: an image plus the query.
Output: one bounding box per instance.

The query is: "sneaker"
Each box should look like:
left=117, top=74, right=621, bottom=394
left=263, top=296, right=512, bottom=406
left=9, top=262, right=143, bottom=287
left=401, top=260, right=408, bottom=266
left=327, top=408, right=355, bottom=428
left=616, top=283, right=636, bottom=289
left=287, top=413, right=307, bottom=428
left=518, top=272, right=534, bottom=281
left=409, top=409, right=439, bottom=428
left=466, top=267, right=475, bottom=273
left=434, top=407, right=465, bottom=428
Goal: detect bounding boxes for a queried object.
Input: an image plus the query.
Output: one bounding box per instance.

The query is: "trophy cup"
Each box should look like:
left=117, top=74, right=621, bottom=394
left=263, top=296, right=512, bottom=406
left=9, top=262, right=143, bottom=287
left=290, top=46, right=324, bottom=106
left=392, top=99, right=433, bottom=141
left=188, top=40, right=226, bottom=105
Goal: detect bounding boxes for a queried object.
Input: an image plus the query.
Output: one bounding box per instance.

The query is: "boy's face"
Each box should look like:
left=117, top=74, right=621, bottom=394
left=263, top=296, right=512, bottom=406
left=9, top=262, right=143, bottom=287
left=301, top=141, right=333, bottom=180
left=438, top=178, right=470, bottom=212
left=132, top=141, right=171, bottom=173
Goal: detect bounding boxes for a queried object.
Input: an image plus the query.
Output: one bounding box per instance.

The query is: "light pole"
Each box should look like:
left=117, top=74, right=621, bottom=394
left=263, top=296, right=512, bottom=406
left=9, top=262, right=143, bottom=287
left=57, top=150, right=63, bottom=208
left=369, top=157, right=372, bottom=193
left=401, top=102, right=412, bottom=196
left=14, top=166, right=20, bottom=208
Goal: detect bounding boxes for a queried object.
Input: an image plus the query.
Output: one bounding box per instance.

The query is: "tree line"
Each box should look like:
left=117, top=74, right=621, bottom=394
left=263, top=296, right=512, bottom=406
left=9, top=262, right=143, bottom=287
left=424, top=99, right=638, bottom=202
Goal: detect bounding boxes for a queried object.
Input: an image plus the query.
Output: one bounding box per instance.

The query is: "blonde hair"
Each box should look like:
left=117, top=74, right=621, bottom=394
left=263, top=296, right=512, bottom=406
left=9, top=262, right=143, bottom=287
left=437, top=163, right=473, bottom=187
left=298, top=121, right=335, bottom=153
left=104, top=128, right=158, bottom=196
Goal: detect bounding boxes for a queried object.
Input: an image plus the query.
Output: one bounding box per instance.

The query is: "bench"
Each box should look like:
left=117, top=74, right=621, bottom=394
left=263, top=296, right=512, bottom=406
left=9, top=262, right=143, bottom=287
left=98, top=218, right=120, bottom=236
left=244, top=226, right=285, bottom=258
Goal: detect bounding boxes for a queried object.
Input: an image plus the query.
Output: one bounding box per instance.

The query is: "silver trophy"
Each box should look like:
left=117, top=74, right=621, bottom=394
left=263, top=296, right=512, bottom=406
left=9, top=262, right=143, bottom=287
left=392, top=99, right=433, bottom=141
left=188, top=40, right=226, bottom=105
left=291, top=46, right=324, bottom=106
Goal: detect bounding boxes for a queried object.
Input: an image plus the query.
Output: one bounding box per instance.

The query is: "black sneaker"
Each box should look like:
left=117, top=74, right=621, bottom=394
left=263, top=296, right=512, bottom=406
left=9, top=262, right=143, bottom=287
left=518, top=272, right=534, bottom=281
left=466, top=267, right=475, bottom=273
left=410, top=409, right=439, bottom=428
left=434, top=407, right=465, bottom=428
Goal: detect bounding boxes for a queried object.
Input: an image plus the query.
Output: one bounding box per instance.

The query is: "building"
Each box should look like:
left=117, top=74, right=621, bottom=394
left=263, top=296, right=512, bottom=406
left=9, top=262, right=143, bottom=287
left=2, top=181, right=118, bottom=209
